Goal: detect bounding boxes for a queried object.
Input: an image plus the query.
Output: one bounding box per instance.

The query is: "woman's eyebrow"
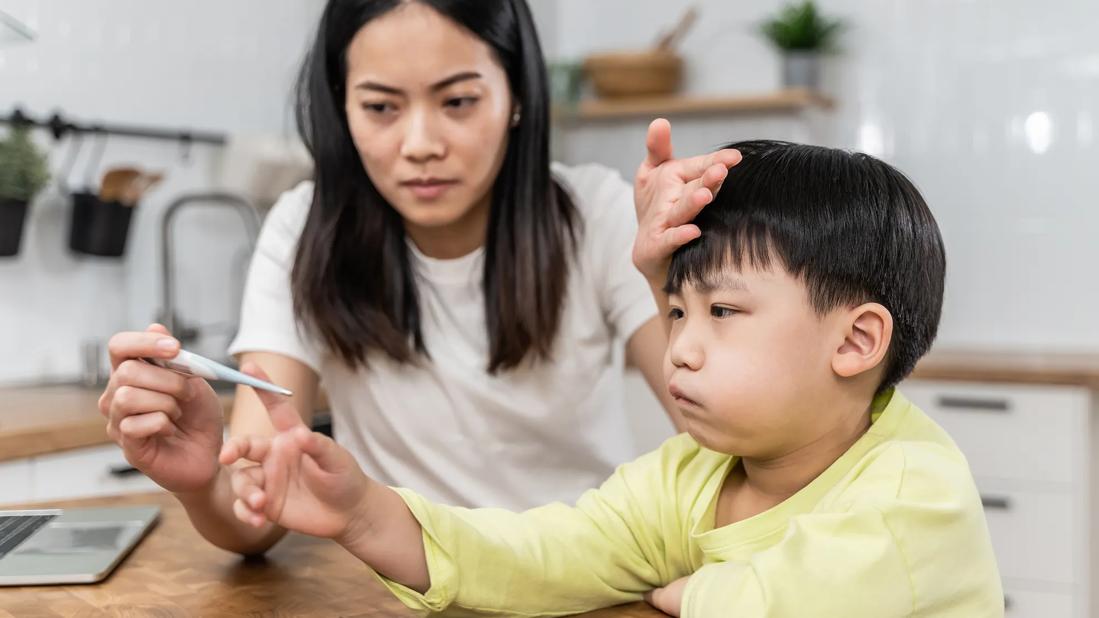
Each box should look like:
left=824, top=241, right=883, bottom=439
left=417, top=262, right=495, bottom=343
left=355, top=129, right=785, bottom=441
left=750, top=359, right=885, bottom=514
left=354, top=71, right=483, bottom=95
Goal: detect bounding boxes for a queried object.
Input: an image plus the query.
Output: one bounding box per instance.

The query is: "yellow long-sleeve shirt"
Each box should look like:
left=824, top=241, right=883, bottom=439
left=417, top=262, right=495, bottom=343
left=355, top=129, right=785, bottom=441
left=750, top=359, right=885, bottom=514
left=378, top=390, right=1003, bottom=617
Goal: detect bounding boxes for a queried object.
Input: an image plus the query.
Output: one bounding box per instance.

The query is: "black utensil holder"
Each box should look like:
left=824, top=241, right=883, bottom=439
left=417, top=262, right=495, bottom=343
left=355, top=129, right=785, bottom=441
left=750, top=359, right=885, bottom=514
left=0, top=198, right=29, bottom=257
left=69, top=191, right=133, bottom=257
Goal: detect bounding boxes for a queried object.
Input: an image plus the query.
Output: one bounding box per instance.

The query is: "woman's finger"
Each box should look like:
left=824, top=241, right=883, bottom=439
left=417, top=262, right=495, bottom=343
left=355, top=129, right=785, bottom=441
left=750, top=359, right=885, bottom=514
left=671, top=148, right=742, bottom=182
left=667, top=185, right=715, bottom=228
left=117, top=411, right=175, bottom=440
left=109, top=384, right=185, bottom=426
left=641, top=118, right=674, bottom=170
left=107, top=327, right=180, bottom=371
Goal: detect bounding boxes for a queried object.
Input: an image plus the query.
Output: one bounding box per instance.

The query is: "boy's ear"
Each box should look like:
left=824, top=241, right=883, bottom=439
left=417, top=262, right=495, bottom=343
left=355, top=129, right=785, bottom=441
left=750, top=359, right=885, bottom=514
left=832, top=303, right=893, bottom=379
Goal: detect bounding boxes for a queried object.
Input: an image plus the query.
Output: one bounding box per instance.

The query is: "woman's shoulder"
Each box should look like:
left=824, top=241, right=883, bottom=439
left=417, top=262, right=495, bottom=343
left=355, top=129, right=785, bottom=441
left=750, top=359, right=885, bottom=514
left=261, top=180, right=315, bottom=239
left=550, top=161, right=632, bottom=223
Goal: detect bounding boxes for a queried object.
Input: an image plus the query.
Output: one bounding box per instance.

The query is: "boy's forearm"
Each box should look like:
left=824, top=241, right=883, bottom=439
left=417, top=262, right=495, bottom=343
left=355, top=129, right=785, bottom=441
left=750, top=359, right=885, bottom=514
left=336, top=480, right=430, bottom=593
left=175, top=466, right=288, bottom=556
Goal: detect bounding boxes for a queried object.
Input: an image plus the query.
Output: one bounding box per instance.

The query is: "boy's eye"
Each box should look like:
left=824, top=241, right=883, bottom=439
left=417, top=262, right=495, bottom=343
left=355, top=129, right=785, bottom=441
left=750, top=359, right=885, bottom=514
left=710, top=305, right=738, bottom=318
left=667, top=307, right=685, bottom=320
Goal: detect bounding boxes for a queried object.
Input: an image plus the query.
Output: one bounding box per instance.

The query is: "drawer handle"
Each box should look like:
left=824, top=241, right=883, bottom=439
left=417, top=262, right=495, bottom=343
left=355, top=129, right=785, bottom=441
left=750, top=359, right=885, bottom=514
left=937, top=396, right=1011, bottom=413
left=980, top=495, right=1011, bottom=511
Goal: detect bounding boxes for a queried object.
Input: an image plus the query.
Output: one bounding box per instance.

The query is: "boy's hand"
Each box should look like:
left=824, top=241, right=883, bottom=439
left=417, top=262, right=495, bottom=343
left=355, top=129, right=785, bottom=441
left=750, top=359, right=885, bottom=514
left=644, top=575, right=690, bottom=616
left=633, top=119, right=741, bottom=285
left=219, top=363, right=373, bottom=540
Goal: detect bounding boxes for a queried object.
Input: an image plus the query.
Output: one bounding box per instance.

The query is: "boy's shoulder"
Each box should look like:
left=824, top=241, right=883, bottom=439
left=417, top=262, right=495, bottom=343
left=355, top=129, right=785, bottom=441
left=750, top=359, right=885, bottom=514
left=834, top=393, right=980, bottom=510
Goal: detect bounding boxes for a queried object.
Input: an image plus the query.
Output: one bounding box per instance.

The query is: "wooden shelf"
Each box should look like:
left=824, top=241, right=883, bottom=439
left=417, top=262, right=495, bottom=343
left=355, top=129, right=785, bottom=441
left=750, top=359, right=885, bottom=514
left=556, top=88, right=834, bottom=122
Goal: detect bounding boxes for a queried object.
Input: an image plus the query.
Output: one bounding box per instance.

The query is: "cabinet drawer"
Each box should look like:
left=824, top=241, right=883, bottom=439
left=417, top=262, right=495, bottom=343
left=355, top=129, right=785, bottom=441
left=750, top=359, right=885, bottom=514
left=1003, top=585, right=1077, bottom=618
left=32, top=444, right=160, bottom=501
left=978, top=484, right=1081, bottom=586
left=900, top=381, right=1089, bottom=485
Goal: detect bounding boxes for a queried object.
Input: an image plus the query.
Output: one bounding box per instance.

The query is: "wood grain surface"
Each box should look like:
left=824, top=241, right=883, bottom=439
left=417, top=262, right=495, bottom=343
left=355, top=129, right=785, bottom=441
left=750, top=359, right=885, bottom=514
left=0, top=492, right=664, bottom=617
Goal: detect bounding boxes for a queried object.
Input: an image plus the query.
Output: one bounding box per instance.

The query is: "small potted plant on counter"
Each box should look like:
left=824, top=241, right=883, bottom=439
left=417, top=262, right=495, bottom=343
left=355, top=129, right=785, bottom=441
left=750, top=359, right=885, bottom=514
left=760, top=0, right=843, bottom=91
left=0, top=125, right=50, bottom=256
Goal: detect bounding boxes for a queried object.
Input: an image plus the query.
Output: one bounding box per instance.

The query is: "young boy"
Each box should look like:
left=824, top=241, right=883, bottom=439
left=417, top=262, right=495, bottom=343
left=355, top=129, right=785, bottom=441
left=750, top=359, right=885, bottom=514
left=220, top=140, right=1003, bottom=617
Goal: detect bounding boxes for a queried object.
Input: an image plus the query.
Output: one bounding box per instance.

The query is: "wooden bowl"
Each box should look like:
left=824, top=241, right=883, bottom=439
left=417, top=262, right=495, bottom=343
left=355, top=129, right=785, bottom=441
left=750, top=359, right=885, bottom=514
left=583, top=50, right=684, bottom=99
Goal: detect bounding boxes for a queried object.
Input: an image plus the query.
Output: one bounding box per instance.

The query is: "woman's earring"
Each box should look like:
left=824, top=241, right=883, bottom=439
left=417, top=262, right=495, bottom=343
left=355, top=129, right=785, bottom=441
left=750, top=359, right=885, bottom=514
left=510, top=108, right=522, bottom=128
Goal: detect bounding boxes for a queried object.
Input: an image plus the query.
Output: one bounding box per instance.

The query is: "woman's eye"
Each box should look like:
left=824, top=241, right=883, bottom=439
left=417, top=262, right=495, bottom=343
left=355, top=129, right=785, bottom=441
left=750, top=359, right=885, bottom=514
left=362, top=102, right=395, bottom=114
left=667, top=307, right=685, bottom=321
left=711, top=305, right=738, bottom=318
left=445, top=96, right=479, bottom=109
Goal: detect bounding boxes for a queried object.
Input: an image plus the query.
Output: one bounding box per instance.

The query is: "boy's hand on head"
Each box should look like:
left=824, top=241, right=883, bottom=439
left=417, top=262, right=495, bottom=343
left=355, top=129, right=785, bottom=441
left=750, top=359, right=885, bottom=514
left=644, top=575, right=689, bottom=616
left=218, top=363, right=374, bottom=540
left=633, top=118, right=741, bottom=284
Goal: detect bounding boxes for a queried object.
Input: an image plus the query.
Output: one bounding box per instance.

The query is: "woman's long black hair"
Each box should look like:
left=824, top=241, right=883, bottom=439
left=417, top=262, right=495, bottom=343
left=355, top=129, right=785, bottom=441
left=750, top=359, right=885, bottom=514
left=293, top=0, right=578, bottom=373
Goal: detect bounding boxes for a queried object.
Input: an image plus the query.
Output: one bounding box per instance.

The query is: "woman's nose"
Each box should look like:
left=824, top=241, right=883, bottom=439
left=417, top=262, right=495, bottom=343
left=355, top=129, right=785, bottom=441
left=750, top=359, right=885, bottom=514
left=400, top=108, right=446, bottom=162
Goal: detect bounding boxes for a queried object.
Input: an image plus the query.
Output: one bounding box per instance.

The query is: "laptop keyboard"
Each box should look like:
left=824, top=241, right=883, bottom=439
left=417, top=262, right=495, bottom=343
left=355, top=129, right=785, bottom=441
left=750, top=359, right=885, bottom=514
left=0, top=515, right=56, bottom=559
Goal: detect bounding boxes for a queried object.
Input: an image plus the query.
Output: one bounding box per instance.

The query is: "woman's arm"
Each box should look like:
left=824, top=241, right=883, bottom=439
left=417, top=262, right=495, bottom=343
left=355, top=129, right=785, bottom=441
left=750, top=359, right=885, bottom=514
left=176, top=351, right=320, bottom=555
left=626, top=316, right=685, bottom=432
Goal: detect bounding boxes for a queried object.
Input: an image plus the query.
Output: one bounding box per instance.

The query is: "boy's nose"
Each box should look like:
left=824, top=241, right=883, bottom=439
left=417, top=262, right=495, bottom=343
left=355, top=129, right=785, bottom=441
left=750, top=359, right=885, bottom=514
left=668, top=324, right=704, bottom=371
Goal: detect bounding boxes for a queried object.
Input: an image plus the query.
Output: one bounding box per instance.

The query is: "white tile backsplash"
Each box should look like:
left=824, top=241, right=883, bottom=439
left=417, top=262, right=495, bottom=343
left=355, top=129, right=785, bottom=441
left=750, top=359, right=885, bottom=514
left=550, top=0, right=1099, bottom=351
left=0, top=1, right=321, bottom=383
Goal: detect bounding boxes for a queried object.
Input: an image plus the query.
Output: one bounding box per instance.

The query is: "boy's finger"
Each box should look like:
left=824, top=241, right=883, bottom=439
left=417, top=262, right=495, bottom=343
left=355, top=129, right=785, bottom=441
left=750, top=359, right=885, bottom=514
left=294, top=426, right=346, bottom=473
left=642, top=119, right=674, bottom=169
left=233, top=497, right=267, bottom=528
left=240, top=362, right=303, bottom=433
left=220, top=435, right=271, bottom=465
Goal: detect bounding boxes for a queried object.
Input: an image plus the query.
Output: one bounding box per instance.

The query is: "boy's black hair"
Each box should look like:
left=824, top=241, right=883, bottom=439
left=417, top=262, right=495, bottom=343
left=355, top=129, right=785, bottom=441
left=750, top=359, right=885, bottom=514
left=666, top=140, right=946, bottom=391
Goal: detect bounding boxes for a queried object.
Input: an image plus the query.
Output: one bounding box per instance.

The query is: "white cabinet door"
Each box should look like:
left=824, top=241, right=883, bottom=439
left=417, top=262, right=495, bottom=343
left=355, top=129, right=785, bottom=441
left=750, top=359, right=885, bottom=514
left=0, top=458, right=34, bottom=505
left=32, top=444, right=160, bottom=501
left=900, top=381, right=1089, bottom=486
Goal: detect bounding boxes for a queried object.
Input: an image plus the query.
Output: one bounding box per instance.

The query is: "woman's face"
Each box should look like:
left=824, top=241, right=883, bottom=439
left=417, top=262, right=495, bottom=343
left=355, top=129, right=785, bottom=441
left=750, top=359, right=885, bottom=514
left=344, top=3, right=515, bottom=256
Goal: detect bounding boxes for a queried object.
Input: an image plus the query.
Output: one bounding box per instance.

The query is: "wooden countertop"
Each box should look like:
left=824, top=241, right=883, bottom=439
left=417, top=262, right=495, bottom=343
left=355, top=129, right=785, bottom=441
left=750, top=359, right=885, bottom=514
left=0, top=385, right=235, bottom=463
left=911, top=349, right=1099, bottom=389
left=0, top=492, right=662, bottom=617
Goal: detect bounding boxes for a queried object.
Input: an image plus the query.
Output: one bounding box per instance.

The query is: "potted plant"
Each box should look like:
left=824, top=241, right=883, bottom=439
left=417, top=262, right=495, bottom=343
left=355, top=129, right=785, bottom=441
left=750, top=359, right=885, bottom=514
left=0, top=125, right=50, bottom=256
left=760, top=1, right=843, bottom=90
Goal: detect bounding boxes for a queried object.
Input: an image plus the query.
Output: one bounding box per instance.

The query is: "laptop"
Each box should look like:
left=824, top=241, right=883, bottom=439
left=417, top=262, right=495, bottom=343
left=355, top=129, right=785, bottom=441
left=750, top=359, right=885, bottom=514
left=0, top=506, right=159, bottom=586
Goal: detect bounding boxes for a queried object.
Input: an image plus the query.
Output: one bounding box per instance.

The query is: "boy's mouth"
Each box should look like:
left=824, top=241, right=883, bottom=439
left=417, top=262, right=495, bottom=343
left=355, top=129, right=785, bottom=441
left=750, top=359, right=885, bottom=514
left=668, top=384, right=701, bottom=408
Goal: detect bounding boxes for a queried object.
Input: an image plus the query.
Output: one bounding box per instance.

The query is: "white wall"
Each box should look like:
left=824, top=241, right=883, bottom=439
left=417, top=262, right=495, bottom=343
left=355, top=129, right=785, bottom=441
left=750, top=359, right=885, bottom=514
left=0, top=0, right=319, bottom=383
left=549, top=0, right=1099, bottom=352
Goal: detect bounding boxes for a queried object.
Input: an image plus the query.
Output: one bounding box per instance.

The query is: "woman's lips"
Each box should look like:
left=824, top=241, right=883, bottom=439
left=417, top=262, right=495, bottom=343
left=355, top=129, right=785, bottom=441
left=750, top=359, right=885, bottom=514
left=401, top=179, right=458, bottom=200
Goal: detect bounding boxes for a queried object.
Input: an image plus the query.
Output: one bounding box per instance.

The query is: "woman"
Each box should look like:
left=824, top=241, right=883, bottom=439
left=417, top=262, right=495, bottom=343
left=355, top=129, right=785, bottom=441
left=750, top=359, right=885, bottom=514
left=100, top=0, right=736, bottom=556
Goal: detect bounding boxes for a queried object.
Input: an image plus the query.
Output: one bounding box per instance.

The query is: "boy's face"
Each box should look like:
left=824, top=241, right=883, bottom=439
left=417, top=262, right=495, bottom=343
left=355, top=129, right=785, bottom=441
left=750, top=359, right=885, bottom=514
left=664, top=263, right=855, bottom=458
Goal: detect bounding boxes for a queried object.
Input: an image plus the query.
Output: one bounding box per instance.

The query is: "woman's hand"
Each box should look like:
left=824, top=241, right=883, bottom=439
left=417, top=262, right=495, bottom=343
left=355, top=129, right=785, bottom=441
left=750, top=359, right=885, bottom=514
left=100, top=324, right=224, bottom=494
left=219, top=364, right=373, bottom=540
left=644, top=575, right=690, bottom=616
left=632, top=119, right=742, bottom=285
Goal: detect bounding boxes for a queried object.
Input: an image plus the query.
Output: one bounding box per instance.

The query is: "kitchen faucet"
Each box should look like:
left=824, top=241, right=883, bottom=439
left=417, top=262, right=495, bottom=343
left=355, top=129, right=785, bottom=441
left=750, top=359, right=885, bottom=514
left=156, top=192, right=260, bottom=347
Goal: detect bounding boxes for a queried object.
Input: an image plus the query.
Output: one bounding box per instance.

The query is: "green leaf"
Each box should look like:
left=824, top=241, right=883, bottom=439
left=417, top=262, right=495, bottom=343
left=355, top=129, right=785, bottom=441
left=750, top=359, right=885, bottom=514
left=759, top=1, right=844, bottom=51
left=0, top=126, right=51, bottom=202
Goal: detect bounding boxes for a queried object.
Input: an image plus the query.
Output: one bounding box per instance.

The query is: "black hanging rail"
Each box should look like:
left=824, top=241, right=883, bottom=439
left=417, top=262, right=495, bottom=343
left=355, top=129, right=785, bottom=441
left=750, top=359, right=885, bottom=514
left=0, top=107, right=226, bottom=146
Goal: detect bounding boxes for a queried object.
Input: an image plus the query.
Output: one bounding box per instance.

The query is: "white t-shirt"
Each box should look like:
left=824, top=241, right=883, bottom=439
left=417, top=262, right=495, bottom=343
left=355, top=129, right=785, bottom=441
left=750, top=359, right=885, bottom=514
left=228, top=163, right=659, bottom=510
